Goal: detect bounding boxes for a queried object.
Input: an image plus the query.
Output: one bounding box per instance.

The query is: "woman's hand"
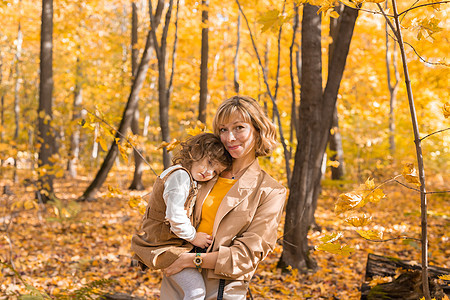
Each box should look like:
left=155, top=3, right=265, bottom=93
left=164, top=252, right=194, bottom=277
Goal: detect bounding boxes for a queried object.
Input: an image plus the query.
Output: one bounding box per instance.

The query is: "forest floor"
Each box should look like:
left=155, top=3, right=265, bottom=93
left=0, top=170, right=449, bottom=299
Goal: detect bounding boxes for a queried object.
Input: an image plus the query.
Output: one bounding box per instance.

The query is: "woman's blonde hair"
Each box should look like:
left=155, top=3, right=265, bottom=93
left=212, top=95, right=278, bottom=157
left=172, top=132, right=232, bottom=171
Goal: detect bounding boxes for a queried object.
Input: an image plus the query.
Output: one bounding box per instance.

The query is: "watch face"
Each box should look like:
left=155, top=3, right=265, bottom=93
left=194, top=257, right=202, bottom=264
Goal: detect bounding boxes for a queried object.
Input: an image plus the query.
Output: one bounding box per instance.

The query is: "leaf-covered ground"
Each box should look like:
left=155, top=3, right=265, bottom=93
left=1, top=173, right=448, bottom=299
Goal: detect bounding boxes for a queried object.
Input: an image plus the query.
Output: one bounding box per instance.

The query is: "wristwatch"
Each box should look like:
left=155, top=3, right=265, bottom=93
left=193, top=253, right=203, bottom=272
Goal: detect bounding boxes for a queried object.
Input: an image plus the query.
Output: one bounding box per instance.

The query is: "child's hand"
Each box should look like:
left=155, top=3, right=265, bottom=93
left=191, top=232, right=212, bottom=248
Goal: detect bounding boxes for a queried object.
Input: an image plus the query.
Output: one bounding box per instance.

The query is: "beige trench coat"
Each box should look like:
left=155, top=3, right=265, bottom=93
left=194, top=159, right=287, bottom=281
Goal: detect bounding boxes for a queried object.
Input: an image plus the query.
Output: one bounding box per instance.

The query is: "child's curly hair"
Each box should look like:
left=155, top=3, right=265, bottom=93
left=172, top=133, right=232, bottom=171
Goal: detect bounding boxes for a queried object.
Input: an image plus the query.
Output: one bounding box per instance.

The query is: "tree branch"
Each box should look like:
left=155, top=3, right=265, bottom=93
left=84, top=108, right=157, bottom=176
left=398, top=1, right=450, bottom=16
left=361, top=236, right=422, bottom=243
left=166, top=0, right=180, bottom=101
left=420, top=127, right=450, bottom=141
left=236, top=0, right=292, bottom=186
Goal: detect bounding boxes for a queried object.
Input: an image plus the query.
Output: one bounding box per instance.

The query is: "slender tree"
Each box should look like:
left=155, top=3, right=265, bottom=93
left=149, top=0, right=176, bottom=169
left=233, top=13, right=240, bottom=94
left=13, top=21, right=22, bottom=183
left=79, top=0, right=166, bottom=201
left=37, top=0, right=55, bottom=203
left=281, top=3, right=359, bottom=272
left=385, top=1, right=399, bottom=157
left=289, top=3, right=299, bottom=157
left=328, top=4, right=345, bottom=180
left=198, top=0, right=209, bottom=123
left=67, top=56, right=83, bottom=178
left=129, top=1, right=145, bottom=190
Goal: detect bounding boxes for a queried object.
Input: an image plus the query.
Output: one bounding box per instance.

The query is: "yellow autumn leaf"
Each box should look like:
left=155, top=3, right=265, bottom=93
left=356, top=229, right=383, bottom=240
left=329, top=11, right=340, bottom=18
left=128, top=196, right=142, bottom=209
left=96, top=136, right=108, bottom=151
left=344, top=214, right=372, bottom=227
left=118, top=144, right=129, bottom=163
left=320, top=232, right=344, bottom=243
left=365, top=0, right=385, bottom=3
left=364, top=178, right=375, bottom=190
left=443, top=102, right=450, bottom=118
left=327, top=160, right=340, bottom=168
left=402, top=163, right=421, bottom=186
left=438, top=274, right=450, bottom=280
left=316, top=242, right=355, bottom=256
left=166, top=139, right=180, bottom=152
left=335, top=191, right=363, bottom=214
left=366, top=188, right=386, bottom=203
left=339, top=0, right=357, bottom=8
left=186, top=126, right=204, bottom=136
left=138, top=204, right=147, bottom=215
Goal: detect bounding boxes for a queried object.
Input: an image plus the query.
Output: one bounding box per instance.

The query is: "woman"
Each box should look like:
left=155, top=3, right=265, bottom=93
left=162, top=95, right=287, bottom=299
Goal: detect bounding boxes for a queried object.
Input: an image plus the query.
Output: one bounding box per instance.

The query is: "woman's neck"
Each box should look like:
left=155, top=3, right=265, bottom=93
left=231, top=155, right=256, bottom=177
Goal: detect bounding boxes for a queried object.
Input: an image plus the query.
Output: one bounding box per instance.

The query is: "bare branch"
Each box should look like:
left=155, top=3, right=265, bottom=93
left=377, top=3, right=398, bottom=38
left=398, top=1, right=450, bottom=16
left=236, top=0, right=292, bottom=185
left=84, top=108, right=157, bottom=176
left=420, top=127, right=450, bottom=141
left=361, top=236, right=422, bottom=243
left=394, top=180, right=421, bottom=192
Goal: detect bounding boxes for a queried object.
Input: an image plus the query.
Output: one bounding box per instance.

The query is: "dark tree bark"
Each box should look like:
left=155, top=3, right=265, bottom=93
left=280, top=4, right=359, bottom=272
left=37, top=0, right=55, bottom=203
left=79, top=1, right=166, bottom=201
left=328, top=4, right=345, bottom=180
left=67, top=57, right=83, bottom=178
left=198, top=0, right=209, bottom=123
left=129, top=1, right=145, bottom=190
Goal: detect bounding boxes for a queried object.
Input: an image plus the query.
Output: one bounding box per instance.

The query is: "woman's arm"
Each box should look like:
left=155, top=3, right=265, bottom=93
left=164, top=251, right=219, bottom=276
left=213, top=186, right=286, bottom=278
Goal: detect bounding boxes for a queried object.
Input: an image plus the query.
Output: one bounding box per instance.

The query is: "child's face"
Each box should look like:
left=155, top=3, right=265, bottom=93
left=190, top=157, right=227, bottom=182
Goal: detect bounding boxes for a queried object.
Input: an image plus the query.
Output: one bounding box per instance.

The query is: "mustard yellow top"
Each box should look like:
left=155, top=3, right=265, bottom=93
left=197, top=177, right=236, bottom=235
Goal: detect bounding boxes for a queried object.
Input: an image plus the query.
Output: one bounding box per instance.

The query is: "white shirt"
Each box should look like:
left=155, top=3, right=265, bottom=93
left=160, top=165, right=197, bottom=242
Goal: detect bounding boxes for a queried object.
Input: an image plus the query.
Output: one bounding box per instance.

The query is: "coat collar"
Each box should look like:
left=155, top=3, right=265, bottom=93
left=194, top=159, right=262, bottom=226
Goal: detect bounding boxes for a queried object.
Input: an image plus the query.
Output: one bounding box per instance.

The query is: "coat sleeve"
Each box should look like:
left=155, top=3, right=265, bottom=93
left=213, top=185, right=287, bottom=278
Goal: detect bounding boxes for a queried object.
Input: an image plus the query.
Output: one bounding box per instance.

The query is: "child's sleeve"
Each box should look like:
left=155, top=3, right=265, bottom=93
left=163, top=170, right=196, bottom=241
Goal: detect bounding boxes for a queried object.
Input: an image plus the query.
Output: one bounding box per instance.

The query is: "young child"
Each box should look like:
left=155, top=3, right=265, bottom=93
left=131, top=132, right=232, bottom=300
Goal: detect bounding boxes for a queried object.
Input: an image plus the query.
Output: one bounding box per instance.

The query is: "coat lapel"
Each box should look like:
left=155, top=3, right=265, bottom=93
left=211, top=160, right=261, bottom=236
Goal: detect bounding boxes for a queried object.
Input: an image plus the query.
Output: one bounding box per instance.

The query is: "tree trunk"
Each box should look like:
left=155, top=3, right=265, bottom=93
left=0, top=53, right=4, bottom=145
left=37, top=0, right=55, bottom=203
left=129, top=1, right=145, bottom=191
left=289, top=3, right=299, bottom=158
left=198, top=0, right=209, bottom=123
left=79, top=1, right=165, bottom=200
left=80, top=30, right=154, bottom=201
left=150, top=0, right=174, bottom=169
left=280, top=4, right=359, bottom=272
left=384, top=3, right=399, bottom=157
left=329, top=104, right=345, bottom=179
left=67, top=57, right=83, bottom=178
left=281, top=4, right=322, bottom=272
left=328, top=4, right=345, bottom=180
left=233, top=13, right=240, bottom=94
left=13, top=22, right=23, bottom=183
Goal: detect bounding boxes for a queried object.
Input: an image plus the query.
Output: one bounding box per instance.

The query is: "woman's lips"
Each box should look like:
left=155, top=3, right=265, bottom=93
left=227, top=145, right=239, bottom=151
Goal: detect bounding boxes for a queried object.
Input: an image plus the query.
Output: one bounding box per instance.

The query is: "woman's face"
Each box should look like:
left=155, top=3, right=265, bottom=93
left=217, top=113, right=257, bottom=160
